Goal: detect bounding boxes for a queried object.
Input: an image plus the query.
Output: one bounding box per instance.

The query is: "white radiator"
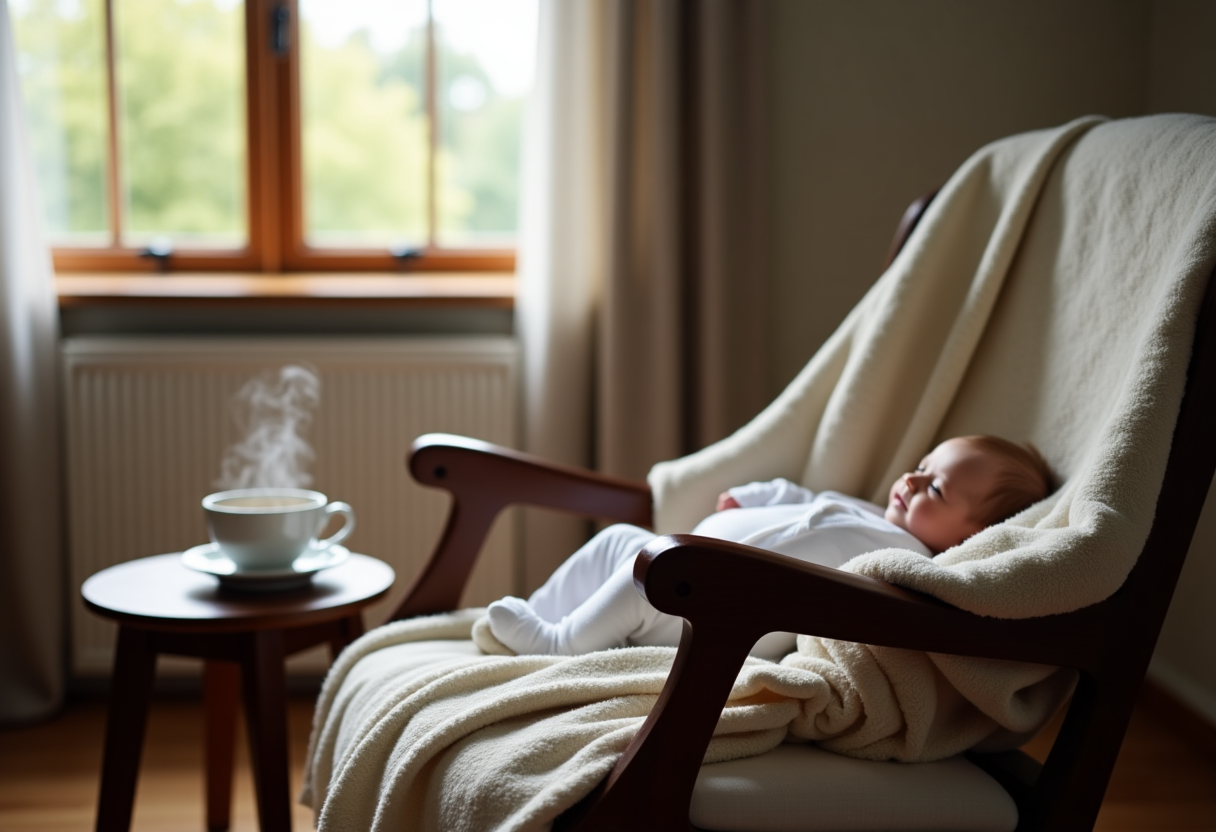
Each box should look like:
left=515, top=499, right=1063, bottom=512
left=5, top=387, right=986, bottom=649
left=62, top=336, right=519, bottom=676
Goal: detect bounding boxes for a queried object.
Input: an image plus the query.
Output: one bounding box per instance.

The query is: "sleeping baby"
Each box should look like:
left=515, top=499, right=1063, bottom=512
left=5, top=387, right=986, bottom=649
left=486, top=435, right=1053, bottom=659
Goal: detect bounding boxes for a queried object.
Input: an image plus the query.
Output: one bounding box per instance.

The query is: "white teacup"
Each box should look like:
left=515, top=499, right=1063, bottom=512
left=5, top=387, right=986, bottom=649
left=202, top=488, right=356, bottom=571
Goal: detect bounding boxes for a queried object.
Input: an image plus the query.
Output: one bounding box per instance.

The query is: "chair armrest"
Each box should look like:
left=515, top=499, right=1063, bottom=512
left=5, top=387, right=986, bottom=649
left=410, top=434, right=653, bottom=522
left=389, top=434, right=652, bottom=620
left=636, top=535, right=1111, bottom=664
left=560, top=534, right=1115, bottom=832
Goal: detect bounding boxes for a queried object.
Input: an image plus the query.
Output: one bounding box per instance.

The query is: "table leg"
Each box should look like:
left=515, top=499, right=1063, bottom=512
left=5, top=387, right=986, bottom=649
left=95, top=627, right=157, bottom=832
left=203, top=661, right=240, bottom=831
left=328, top=612, right=365, bottom=660
left=240, top=630, right=292, bottom=832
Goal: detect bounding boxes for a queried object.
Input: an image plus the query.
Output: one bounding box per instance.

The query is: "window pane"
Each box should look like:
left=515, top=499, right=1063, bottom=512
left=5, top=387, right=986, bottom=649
left=11, top=0, right=110, bottom=247
left=300, top=0, right=429, bottom=249
left=434, top=0, right=536, bottom=248
left=115, top=0, right=246, bottom=249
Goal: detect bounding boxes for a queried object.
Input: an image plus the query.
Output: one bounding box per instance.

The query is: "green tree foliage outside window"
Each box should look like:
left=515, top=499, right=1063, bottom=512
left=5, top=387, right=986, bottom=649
left=302, top=25, right=433, bottom=247
left=116, top=0, right=246, bottom=245
left=303, top=20, right=528, bottom=248
left=12, top=0, right=531, bottom=252
left=12, top=0, right=109, bottom=243
left=437, top=33, right=526, bottom=245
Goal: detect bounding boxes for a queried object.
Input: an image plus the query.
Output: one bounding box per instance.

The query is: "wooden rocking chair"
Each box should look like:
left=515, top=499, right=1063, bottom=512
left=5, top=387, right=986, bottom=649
left=339, top=119, right=1216, bottom=832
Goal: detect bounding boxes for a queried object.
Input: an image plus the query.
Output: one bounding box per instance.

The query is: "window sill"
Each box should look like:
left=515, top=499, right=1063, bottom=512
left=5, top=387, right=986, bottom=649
left=56, top=272, right=516, bottom=309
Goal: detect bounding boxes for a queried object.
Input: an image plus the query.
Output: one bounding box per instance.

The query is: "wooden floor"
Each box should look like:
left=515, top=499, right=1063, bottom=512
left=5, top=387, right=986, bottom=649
left=1, top=692, right=1213, bottom=831
left=0, top=696, right=316, bottom=832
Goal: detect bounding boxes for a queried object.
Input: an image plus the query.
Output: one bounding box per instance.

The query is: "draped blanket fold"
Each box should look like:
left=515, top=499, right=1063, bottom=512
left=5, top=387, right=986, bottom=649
left=304, top=114, right=1216, bottom=832
left=303, top=611, right=832, bottom=832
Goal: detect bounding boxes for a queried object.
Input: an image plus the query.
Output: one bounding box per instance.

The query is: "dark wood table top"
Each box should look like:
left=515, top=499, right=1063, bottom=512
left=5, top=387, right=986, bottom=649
left=82, top=553, right=395, bottom=633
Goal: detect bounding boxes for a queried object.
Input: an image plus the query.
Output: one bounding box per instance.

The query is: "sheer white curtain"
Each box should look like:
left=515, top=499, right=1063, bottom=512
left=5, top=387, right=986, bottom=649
left=0, top=0, right=64, bottom=722
left=517, top=0, right=768, bottom=589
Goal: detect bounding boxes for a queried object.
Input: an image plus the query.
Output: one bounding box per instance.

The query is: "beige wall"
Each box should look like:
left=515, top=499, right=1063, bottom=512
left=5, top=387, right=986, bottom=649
left=765, top=0, right=1153, bottom=393
left=1148, top=0, right=1216, bottom=115
left=765, top=0, right=1216, bottom=721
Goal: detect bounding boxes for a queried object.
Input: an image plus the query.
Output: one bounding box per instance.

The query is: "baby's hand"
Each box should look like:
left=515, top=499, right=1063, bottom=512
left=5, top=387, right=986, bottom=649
left=715, top=493, right=740, bottom=512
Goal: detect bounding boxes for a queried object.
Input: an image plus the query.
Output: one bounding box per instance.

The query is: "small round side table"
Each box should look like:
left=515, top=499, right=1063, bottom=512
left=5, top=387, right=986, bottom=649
left=82, top=552, right=395, bottom=832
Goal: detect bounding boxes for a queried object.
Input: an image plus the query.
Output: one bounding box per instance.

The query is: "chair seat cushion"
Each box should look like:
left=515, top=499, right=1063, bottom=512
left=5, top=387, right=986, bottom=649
left=690, top=743, right=1018, bottom=832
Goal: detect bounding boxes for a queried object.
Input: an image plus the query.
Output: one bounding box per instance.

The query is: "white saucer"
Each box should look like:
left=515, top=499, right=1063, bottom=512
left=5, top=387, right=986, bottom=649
left=181, top=543, right=349, bottom=592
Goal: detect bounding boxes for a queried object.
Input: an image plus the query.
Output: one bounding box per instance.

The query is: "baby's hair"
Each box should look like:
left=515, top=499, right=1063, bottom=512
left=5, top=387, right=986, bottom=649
left=962, top=435, right=1055, bottom=526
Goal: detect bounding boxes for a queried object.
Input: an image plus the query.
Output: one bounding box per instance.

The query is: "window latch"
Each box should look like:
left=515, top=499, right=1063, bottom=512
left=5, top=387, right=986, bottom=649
left=271, top=5, right=291, bottom=57
left=390, top=245, right=424, bottom=270
left=139, top=237, right=174, bottom=274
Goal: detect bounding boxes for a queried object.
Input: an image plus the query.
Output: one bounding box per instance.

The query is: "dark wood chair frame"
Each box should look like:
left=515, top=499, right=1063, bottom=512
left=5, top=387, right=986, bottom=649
left=385, top=195, right=1216, bottom=832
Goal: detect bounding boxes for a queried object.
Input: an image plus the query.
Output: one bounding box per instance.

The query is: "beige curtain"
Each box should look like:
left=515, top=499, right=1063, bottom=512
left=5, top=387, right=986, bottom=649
left=0, top=0, right=64, bottom=722
left=517, top=0, right=768, bottom=588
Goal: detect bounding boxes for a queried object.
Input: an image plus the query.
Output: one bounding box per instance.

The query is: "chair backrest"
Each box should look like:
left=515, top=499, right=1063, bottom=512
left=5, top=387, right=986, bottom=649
left=977, top=264, right=1216, bottom=830
left=935, top=140, right=1200, bottom=485
left=863, top=124, right=1216, bottom=827
left=896, top=121, right=1216, bottom=827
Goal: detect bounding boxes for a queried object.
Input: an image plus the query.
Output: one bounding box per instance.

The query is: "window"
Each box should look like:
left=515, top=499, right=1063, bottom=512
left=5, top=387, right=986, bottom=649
left=11, top=0, right=538, bottom=274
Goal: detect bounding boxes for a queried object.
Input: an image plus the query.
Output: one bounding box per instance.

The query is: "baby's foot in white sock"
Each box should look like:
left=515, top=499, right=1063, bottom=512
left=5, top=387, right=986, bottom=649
left=487, top=596, right=563, bottom=655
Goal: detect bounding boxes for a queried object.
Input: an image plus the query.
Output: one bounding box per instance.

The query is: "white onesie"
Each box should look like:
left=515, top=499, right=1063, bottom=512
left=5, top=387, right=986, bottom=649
left=487, top=479, right=931, bottom=659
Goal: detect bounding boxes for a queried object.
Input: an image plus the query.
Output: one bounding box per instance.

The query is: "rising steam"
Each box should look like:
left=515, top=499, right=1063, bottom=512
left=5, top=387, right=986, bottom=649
left=216, top=364, right=321, bottom=489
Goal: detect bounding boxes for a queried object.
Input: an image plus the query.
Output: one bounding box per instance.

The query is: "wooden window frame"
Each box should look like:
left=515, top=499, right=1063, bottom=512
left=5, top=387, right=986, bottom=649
left=52, top=0, right=516, bottom=275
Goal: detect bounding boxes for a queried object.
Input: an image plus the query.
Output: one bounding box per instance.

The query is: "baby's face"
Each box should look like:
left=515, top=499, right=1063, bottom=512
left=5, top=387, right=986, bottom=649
left=884, top=438, right=1001, bottom=554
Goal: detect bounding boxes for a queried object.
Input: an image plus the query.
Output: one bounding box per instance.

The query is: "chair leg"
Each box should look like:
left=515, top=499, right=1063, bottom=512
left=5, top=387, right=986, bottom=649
left=95, top=627, right=157, bottom=832
left=203, top=660, right=240, bottom=832
left=239, top=630, right=292, bottom=832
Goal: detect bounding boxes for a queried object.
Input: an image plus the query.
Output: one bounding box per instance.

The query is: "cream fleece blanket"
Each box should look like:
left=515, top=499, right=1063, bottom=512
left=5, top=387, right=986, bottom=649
left=303, top=610, right=840, bottom=832
left=304, top=115, right=1216, bottom=831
